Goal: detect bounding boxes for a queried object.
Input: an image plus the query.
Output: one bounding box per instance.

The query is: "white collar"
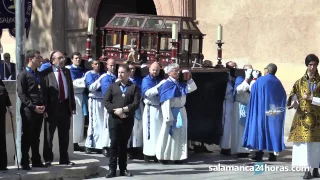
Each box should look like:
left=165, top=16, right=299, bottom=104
left=107, top=71, right=114, bottom=76
left=71, top=64, right=79, bottom=68
left=169, top=76, right=178, bottom=83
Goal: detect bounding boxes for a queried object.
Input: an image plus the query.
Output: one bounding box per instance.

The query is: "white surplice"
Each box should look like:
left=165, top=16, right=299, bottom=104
left=220, top=78, right=234, bottom=149
left=155, top=78, right=197, bottom=161
left=142, top=83, right=163, bottom=156
left=85, top=71, right=108, bottom=149
left=128, top=102, right=144, bottom=148
left=292, top=96, right=320, bottom=168
left=231, top=79, right=255, bottom=154
left=72, top=77, right=86, bottom=143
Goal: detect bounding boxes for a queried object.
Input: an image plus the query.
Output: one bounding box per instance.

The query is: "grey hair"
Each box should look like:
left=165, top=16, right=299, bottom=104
left=164, top=63, right=179, bottom=74
left=266, top=63, right=277, bottom=75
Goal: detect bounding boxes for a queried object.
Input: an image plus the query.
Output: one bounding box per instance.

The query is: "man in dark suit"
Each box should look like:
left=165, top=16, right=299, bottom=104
left=104, top=64, right=141, bottom=178
left=42, top=50, right=76, bottom=166
left=0, top=79, right=12, bottom=171
left=1, top=53, right=16, bottom=80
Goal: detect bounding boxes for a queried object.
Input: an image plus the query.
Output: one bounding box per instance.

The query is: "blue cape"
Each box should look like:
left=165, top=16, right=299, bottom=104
left=85, top=72, right=101, bottom=92
left=141, top=74, right=163, bottom=97
left=242, top=74, right=286, bottom=152
left=101, top=73, right=116, bottom=97
left=39, top=62, right=51, bottom=72
left=69, top=65, right=86, bottom=80
left=130, top=75, right=142, bottom=87
left=233, top=76, right=245, bottom=99
left=159, top=79, right=188, bottom=103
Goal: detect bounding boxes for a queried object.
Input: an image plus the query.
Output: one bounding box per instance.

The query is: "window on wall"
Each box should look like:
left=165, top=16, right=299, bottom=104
left=192, top=37, right=199, bottom=53
left=160, top=37, right=172, bottom=51
left=123, top=33, right=138, bottom=49
left=141, top=35, right=157, bottom=51
left=181, top=39, right=189, bottom=53
left=106, top=33, right=120, bottom=47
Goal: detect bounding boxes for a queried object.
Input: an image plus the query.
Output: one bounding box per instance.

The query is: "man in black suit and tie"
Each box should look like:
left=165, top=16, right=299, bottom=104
left=1, top=53, right=16, bottom=80
left=42, top=50, right=76, bottom=166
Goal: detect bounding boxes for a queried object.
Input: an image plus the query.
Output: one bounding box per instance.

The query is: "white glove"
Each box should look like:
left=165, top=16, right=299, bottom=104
left=252, top=70, right=259, bottom=79
left=245, top=69, right=253, bottom=79
left=7, top=106, right=13, bottom=116
left=291, top=101, right=299, bottom=109
left=155, top=80, right=166, bottom=88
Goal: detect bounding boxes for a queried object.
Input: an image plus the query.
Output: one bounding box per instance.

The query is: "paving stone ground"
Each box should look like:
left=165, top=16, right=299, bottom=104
left=86, top=141, right=307, bottom=180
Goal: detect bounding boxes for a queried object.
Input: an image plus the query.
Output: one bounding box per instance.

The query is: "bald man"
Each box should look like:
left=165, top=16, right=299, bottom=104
left=141, top=62, right=164, bottom=162
left=86, top=58, right=116, bottom=156
left=230, top=64, right=258, bottom=158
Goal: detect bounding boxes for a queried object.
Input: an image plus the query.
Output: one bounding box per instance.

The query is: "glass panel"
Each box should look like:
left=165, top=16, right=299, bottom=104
left=181, top=39, right=189, bottom=52
left=110, top=17, right=127, bottom=26
left=164, top=20, right=179, bottom=29
left=189, top=21, right=197, bottom=30
left=144, top=19, right=164, bottom=29
left=160, top=37, right=172, bottom=51
left=123, top=34, right=138, bottom=49
left=182, top=21, right=189, bottom=30
left=126, top=18, right=144, bottom=27
left=192, top=38, right=199, bottom=53
left=106, top=33, right=120, bottom=47
left=141, top=36, right=157, bottom=51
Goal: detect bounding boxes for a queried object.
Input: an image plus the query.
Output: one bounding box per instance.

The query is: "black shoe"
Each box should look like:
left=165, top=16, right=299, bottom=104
left=103, top=148, right=109, bottom=157
left=0, top=167, right=8, bottom=171
left=74, top=143, right=82, bottom=151
left=159, top=160, right=169, bottom=164
left=313, top=168, right=320, bottom=178
left=44, top=162, right=52, bottom=166
left=237, top=153, right=249, bottom=158
left=32, top=163, right=47, bottom=168
left=304, top=171, right=312, bottom=179
left=105, top=170, right=116, bottom=178
left=144, top=155, right=151, bottom=163
left=174, top=160, right=186, bottom=164
left=21, top=165, right=31, bottom=170
left=120, top=170, right=133, bottom=177
left=59, top=161, right=75, bottom=166
left=85, top=147, right=92, bottom=154
left=268, top=153, right=277, bottom=162
left=220, top=149, right=231, bottom=156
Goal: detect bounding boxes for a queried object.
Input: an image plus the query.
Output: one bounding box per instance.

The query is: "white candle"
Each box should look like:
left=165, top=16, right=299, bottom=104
left=217, top=24, right=222, bottom=41
left=172, top=23, right=178, bottom=40
left=87, top=18, right=94, bottom=34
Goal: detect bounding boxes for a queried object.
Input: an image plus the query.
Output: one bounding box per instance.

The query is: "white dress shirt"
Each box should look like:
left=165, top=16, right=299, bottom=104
left=52, top=66, right=68, bottom=99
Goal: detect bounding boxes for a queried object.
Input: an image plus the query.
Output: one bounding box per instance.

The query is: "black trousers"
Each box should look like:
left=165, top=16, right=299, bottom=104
left=109, top=118, right=133, bottom=171
left=43, top=101, right=71, bottom=163
left=20, top=107, right=43, bottom=165
left=0, top=111, right=7, bottom=169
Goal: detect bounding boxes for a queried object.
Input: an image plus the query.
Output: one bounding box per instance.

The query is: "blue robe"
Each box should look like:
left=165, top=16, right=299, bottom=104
left=242, top=74, right=286, bottom=152
left=101, top=73, right=116, bottom=97
left=85, top=72, right=101, bottom=92
left=234, top=76, right=247, bottom=126
left=129, top=76, right=143, bottom=121
left=69, top=65, right=88, bottom=116
left=39, top=62, right=51, bottom=72
left=69, top=65, right=86, bottom=81
left=159, top=79, right=187, bottom=103
left=141, top=75, right=163, bottom=98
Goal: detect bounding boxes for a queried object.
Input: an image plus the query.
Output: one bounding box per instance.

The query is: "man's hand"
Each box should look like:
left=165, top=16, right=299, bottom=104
left=35, top=106, right=44, bottom=114
left=113, top=108, right=124, bottom=116
left=252, top=70, right=259, bottom=79
left=245, top=69, right=253, bottom=79
left=302, top=92, right=312, bottom=101
left=7, top=106, right=13, bottom=117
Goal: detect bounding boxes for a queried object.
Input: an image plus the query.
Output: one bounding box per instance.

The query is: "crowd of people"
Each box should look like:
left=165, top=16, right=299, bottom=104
left=220, top=54, right=320, bottom=179
left=1, top=49, right=320, bottom=179
left=0, top=49, right=197, bottom=178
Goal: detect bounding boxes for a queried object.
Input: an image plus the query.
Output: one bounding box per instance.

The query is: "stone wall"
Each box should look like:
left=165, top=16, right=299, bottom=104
left=195, top=0, right=320, bottom=93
